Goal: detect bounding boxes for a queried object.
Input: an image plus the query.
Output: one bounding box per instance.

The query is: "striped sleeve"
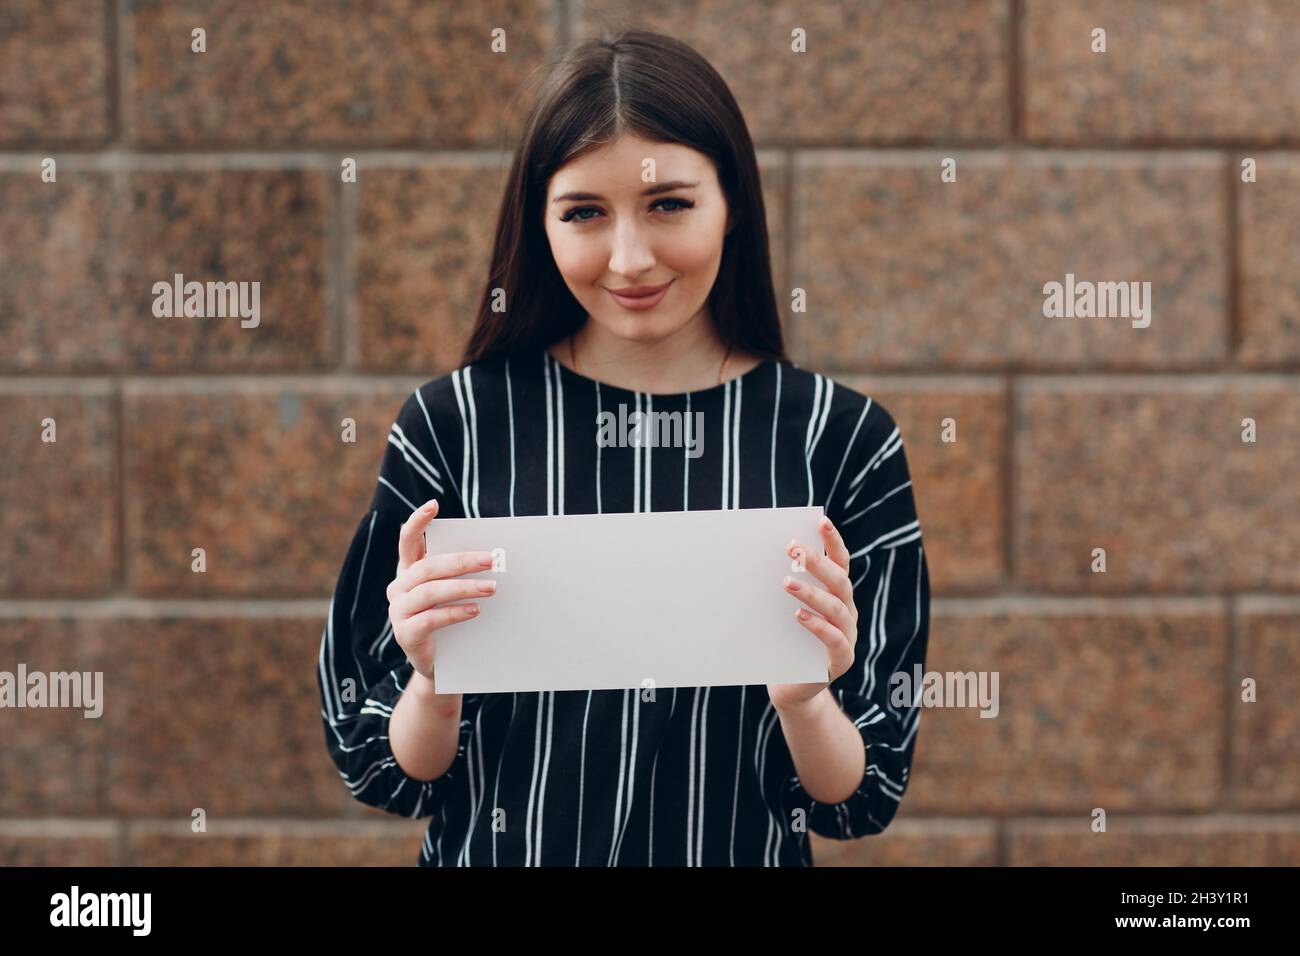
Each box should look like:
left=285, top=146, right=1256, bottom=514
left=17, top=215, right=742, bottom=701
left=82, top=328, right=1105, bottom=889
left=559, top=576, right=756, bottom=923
left=316, top=388, right=477, bottom=818
left=775, top=397, right=931, bottom=840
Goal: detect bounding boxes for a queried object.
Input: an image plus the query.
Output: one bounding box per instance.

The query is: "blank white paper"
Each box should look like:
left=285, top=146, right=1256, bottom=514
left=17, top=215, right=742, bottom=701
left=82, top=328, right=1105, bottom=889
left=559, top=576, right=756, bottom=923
left=421, top=506, right=830, bottom=694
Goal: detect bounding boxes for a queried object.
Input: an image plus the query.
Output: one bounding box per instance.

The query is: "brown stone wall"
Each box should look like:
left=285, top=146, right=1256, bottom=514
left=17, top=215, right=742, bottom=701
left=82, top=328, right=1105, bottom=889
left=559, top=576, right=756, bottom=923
left=1, top=0, right=1296, bottom=866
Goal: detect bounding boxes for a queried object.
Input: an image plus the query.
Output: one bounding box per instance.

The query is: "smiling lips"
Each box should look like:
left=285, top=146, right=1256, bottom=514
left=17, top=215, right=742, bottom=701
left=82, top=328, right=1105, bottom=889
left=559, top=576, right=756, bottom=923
left=605, top=279, right=674, bottom=310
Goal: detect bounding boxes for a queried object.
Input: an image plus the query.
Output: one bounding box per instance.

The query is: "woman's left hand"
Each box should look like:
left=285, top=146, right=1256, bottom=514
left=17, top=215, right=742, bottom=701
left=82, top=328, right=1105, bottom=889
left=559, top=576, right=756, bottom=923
left=767, top=516, right=859, bottom=712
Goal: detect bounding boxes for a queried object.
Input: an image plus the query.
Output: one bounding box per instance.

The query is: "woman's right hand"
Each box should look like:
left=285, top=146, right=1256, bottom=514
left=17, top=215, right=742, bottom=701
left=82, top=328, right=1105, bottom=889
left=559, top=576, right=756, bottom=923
left=385, top=498, right=498, bottom=683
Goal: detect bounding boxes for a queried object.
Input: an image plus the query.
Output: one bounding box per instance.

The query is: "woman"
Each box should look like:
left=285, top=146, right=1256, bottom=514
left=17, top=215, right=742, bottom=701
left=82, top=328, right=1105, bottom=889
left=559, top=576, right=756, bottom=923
left=317, top=28, right=930, bottom=866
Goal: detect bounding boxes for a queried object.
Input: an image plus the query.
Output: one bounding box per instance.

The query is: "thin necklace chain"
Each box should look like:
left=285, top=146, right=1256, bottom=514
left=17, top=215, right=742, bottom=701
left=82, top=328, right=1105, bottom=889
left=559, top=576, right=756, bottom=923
left=568, top=334, right=733, bottom=386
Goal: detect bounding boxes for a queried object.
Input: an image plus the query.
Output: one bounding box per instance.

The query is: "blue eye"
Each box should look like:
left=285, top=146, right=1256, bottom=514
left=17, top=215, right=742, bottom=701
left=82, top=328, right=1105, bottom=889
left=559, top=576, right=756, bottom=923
left=560, top=198, right=694, bottom=222
left=655, top=198, right=692, bottom=213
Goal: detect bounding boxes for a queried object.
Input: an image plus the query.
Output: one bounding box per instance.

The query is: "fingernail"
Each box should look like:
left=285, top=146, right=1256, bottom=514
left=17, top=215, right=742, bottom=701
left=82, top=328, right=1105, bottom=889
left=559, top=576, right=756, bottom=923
left=797, top=608, right=809, bottom=621
left=479, top=553, right=494, bottom=567
left=783, top=576, right=799, bottom=590
left=479, top=580, right=497, bottom=594
left=820, top=517, right=831, bottom=530
left=424, top=499, right=438, bottom=511
left=467, top=604, right=480, bottom=616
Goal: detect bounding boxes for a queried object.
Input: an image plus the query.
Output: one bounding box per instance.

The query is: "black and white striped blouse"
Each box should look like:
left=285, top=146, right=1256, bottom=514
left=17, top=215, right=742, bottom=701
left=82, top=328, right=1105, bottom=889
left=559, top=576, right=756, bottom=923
left=317, top=346, right=931, bottom=866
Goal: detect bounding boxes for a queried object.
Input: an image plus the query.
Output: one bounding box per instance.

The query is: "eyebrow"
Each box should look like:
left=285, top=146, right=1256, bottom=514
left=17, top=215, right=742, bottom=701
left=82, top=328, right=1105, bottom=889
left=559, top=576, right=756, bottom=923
left=550, top=180, right=700, bottom=203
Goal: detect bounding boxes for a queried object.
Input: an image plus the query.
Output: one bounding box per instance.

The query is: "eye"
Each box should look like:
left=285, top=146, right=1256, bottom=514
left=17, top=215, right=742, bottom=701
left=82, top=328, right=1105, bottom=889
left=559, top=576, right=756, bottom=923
left=559, top=198, right=694, bottom=223
left=561, top=206, right=600, bottom=223
left=654, top=198, right=693, bottom=214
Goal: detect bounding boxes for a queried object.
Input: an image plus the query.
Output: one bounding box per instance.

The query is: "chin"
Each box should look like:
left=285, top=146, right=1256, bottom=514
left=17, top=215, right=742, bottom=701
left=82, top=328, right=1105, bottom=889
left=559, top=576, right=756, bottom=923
left=608, top=313, right=687, bottom=341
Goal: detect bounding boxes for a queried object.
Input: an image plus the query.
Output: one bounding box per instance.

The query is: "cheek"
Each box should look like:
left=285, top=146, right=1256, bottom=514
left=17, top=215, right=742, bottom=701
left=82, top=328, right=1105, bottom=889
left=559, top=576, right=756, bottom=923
left=549, top=234, right=606, bottom=282
left=660, top=231, right=723, bottom=278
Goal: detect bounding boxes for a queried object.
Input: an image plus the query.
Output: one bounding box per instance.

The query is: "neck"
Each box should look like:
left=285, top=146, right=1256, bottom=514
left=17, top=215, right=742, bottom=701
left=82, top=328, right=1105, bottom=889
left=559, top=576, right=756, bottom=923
left=560, top=313, right=738, bottom=393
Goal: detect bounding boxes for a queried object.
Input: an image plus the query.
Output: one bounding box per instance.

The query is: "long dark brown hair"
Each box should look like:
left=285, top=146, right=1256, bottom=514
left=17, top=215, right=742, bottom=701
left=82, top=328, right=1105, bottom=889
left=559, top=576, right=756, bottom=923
left=459, top=28, right=788, bottom=368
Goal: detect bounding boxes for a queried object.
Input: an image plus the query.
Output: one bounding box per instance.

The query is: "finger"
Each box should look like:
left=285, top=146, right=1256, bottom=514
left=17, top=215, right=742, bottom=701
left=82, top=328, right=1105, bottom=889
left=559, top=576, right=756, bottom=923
left=392, top=548, right=496, bottom=595
left=788, top=537, right=854, bottom=610
left=397, top=498, right=440, bottom=573
left=819, top=515, right=852, bottom=576
left=397, top=576, right=497, bottom=620
left=794, top=608, right=854, bottom=678
left=783, top=574, right=854, bottom=640
left=406, top=601, right=482, bottom=637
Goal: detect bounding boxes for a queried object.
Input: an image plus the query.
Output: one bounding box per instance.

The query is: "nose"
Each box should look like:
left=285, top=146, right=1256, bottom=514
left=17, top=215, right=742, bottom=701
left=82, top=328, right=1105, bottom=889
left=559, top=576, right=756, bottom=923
left=606, top=219, right=656, bottom=278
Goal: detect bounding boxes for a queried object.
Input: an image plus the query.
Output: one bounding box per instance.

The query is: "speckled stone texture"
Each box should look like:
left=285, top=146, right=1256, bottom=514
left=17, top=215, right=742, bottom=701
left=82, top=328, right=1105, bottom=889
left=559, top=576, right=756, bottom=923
left=101, top=616, right=358, bottom=817
left=580, top=0, right=1011, bottom=143
left=0, top=0, right=111, bottom=144
left=1015, top=382, right=1300, bottom=592
left=1239, top=155, right=1300, bottom=365
left=1232, top=605, right=1300, bottom=809
left=1024, top=0, right=1300, bottom=144
left=357, top=163, right=509, bottom=373
left=0, top=620, right=112, bottom=815
left=118, top=170, right=332, bottom=372
left=0, top=831, right=116, bottom=867
left=755, top=153, right=790, bottom=316
left=812, top=821, right=998, bottom=866
left=123, top=384, right=414, bottom=596
left=840, top=377, right=1006, bottom=592
left=1008, top=820, right=1300, bottom=866
left=0, top=169, right=330, bottom=373
left=124, top=823, right=427, bottom=865
left=125, top=0, right=551, bottom=146
left=791, top=154, right=1227, bottom=370
left=0, top=173, right=123, bottom=373
left=905, top=606, right=1227, bottom=814
left=0, top=388, right=117, bottom=596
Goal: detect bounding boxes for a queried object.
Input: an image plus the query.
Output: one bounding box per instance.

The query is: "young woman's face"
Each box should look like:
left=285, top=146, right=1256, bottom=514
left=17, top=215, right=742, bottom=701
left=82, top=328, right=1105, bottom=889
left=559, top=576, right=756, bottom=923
left=543, top=132, right=730, bottom=345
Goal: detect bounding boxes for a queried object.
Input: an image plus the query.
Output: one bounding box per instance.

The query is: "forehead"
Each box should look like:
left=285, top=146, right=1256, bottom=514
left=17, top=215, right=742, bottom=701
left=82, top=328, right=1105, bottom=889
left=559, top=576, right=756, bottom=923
left=547, top=135, right=713, bottom=195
